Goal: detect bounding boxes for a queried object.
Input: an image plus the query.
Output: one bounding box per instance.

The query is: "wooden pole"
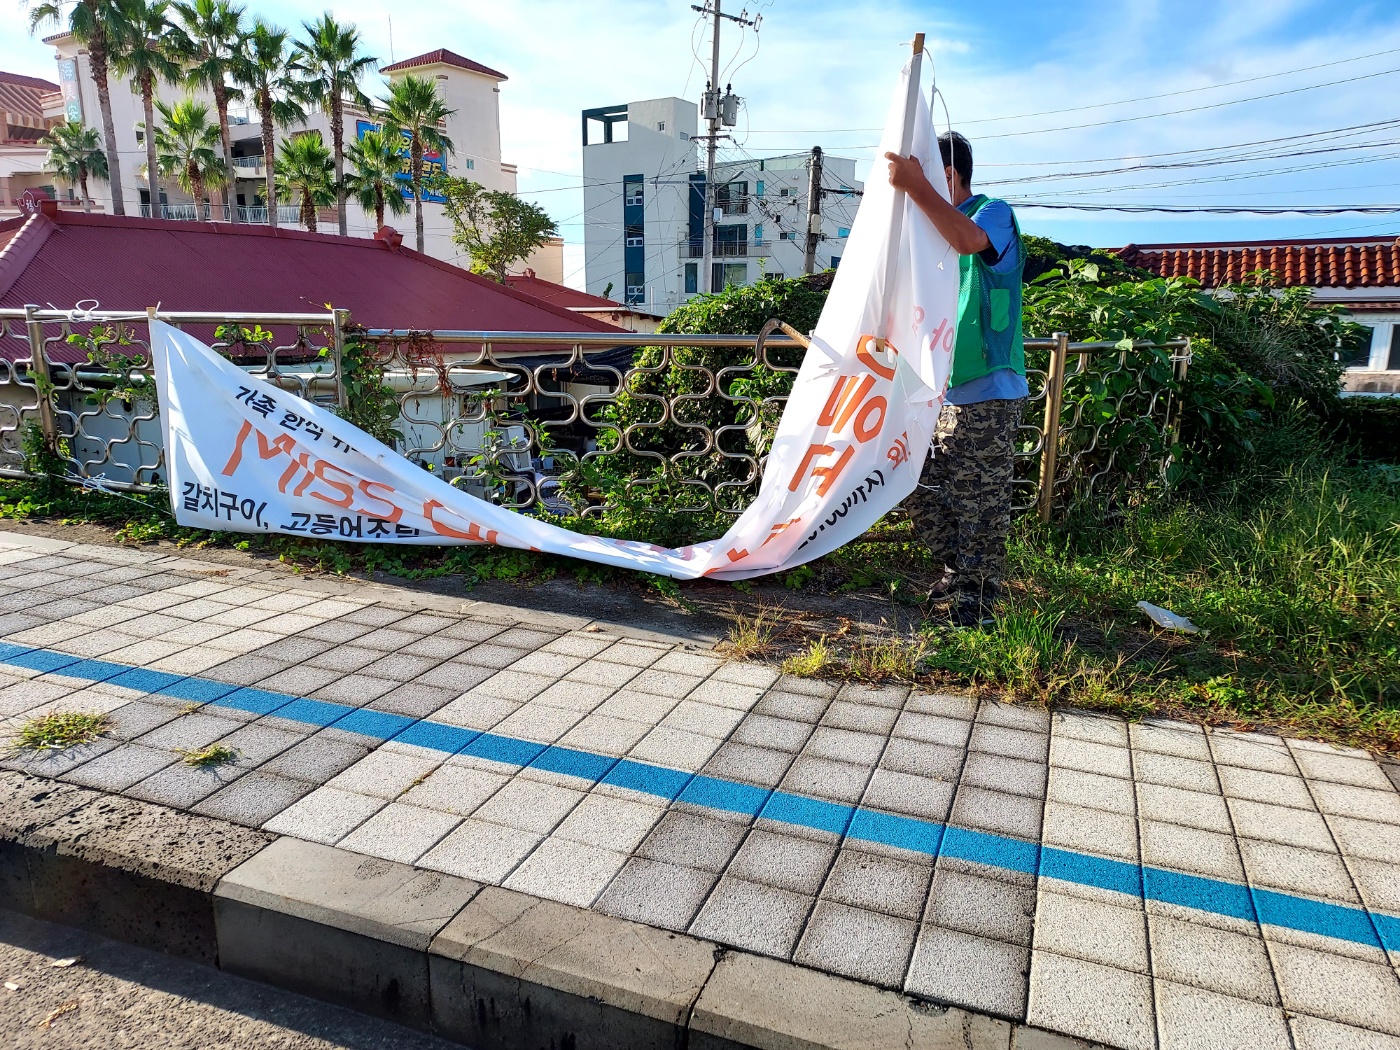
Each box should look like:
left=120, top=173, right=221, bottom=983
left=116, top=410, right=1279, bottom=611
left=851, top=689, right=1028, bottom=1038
left=1037, top=331, right=1069, bottom=523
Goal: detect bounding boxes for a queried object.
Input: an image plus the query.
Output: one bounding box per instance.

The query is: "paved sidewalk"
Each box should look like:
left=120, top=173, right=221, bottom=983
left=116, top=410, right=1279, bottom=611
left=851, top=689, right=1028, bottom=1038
left=1, top=528, right=1399, bottom=1050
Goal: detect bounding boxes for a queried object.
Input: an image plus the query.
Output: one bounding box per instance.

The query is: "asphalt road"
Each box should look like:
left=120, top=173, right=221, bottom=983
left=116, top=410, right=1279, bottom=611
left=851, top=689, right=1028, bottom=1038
left=0, top=909, right=461, bottom=1050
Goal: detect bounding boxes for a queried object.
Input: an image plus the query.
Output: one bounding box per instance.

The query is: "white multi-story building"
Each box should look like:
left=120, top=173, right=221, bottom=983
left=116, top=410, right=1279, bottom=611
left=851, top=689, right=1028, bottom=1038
left=20, top=39, right=560, bottom=276
left=582, top=96, right=862, bottom=315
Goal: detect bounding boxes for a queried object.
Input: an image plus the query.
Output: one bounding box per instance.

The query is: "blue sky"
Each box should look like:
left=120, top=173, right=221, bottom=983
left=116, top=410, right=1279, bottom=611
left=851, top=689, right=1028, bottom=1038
left=5, top=0, right=1399, bottom=280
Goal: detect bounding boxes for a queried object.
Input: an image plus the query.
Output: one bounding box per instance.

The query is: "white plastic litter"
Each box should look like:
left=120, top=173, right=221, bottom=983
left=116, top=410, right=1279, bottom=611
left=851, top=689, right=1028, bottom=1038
left=1137, top=601, right=1206, bottom=636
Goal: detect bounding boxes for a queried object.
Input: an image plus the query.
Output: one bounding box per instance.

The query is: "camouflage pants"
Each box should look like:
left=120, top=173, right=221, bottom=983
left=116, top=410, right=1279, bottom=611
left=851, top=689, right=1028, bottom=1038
left=906, top=397, right=1025, bottom=612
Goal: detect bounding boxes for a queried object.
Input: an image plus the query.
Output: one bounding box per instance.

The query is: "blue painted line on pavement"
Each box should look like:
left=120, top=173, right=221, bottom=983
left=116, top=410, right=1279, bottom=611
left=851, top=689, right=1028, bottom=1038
left=5, top=640, right=1398, bottom=953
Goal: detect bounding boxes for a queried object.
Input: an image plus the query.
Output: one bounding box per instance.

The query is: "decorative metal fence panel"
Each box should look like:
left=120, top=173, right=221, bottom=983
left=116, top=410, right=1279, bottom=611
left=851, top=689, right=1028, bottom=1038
left=0, top=306, right=1188, bottom=524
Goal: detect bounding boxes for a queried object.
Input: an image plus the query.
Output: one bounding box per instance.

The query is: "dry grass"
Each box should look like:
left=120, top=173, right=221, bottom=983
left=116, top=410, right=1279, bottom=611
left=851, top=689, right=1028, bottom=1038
left=11, top=711, right=111, bottom=752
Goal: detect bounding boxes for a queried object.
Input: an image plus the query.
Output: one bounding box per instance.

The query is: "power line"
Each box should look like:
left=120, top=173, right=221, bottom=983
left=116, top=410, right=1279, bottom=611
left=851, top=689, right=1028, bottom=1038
left=1008, top=202, right=1400, bottom=214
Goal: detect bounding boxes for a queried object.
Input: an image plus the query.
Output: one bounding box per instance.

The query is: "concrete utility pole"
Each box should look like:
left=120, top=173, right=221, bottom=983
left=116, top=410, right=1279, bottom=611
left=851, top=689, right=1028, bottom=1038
left=803, top=145, right=823, bottom=274
left=693, top=2, right=757, bottom=294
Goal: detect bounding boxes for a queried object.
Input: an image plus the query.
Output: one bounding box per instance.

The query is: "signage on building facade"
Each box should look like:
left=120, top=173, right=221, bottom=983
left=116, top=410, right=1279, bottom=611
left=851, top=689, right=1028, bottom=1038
left=57, top=58, right=82, bottom=122
left=356, top=120, right=447, bottom=203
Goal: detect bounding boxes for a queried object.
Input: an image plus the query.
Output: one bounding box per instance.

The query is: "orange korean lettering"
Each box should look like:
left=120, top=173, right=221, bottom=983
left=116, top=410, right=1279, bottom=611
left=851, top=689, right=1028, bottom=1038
left=788, top=443, right=854, bottom=497
left=310, top=459, right=355, bottom=508
left=856, top=335, right=897, bottom=380
left=355, top=479, right=403, bottom=523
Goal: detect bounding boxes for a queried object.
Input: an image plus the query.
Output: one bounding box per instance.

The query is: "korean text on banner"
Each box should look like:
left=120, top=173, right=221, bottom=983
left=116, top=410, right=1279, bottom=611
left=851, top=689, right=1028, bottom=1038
left=151, top=53, right=958, bottom=581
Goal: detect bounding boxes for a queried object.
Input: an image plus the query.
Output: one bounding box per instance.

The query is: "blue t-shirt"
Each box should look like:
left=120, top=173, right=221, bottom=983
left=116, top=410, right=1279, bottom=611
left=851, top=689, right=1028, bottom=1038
left=946, top=195, right=1030, bottom=406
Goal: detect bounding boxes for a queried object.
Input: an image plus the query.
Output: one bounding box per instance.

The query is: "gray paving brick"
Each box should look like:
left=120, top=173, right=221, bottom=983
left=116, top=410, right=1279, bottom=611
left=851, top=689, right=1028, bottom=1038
left=689, top=875, right=812, bottom=958
left=820, top=699, right=899, bottom=735
left=892, top=710, right=972, bottom=749
left=1041, top=801, right=1138, bottom=864
left=342, top=605, right=408, bottom=627
left=925, top=867, right=1036, bottom=945
left=472, top=669, right=556, bottom=702
left=392, top=613, right=460, bottom=634
left=400, top=763, right=506, bottom=817
left=1035, top=891, right=1148, bottom=972
left=1148, top=911, right=1277, bottom=1004
left=503, top=836, right=629, bottom=908
left=1027, top=950, right=1154, bottom=1050
left=1155, top=981, right=1291, bottom=1050
left=1291, top=747, right=1394, bottom=790
left=794, top=899, right=916, bottom=988
left=970, top=722, right=1048, bottom=762
left=768, top=673, right=834, bottom=698
left=952, top=786, right=1043, bottom=842
left=203, top=653, right=292, bottom=686
left=1291, top=1014, right=1400, bottom=1050
left=1128, top=720, right=1212, bottom=760
left=139, top=713, right=248, bottom=752
left=688, top=678, right=766, bottom=710
left=730, top=712, right=814, bottom=753
left=338, top=801, right=462, bottom=864
left=301, top=618, right=375, bottom=643
left=353, top=628, right=421, bottom=653
left=262, top=785, right=386, bottom=842
left=702, top=741, right=795, bottom=788
left=415, top=817, right=540, bottom=882
left=595, top=856, right=717, bottom=932
left=980, top=701, right=1051, bottom=734
left=104, top=700, right=181, bottom=740
left=1239, top=836, right=1361, bottom=904
left=1210, top=730, right=1298, bottom=774
left=752, top=689, right=829, bottom=723
left=639, top=809, right=748, bottom=872
left=260, top=734, right=369, bottom=784
left=61, top=742, right=176, bottom=791
left=962, top=750, right=1047, bottom=799
left=326, top=747, right=443, bottom=800
left=1311, top=780, right=1400, bottom=823
left=127, top=760, right=245, bottom=808
left=412, top=661, right=495, bottom=694
left=1218, top=764, right=1316, bottom=809
left=804, top=726, right=886, bottom=766
left=1326, top=813, right=1400, bottom=865
left=192, top=770, right=316, bottom=826
left=369, top=682, right=457, bottom=719
left=1049, top=734, right=1131, bottom=779
left=255, top=637, right=335, bottom=663
left=861, top=768, right=954, bottom=823
left=1227, top=797, right=1336, bottom=852
left=822, top=849, right=930, bottom=920
left=1048, top=766, right=1134, bottom=814
left=255, top=665, right=345, bottom=696
left=1150, top=821, right=1250, bottom=881
left=2, top=737, right=118, bottom=778
left=564, top=659, right=642, bottom=689
left=835, top=682, right=908, bottom=708
left=1135, top=781, right=1231, bottom=833
left=305, top=644, right=382, bottom=673
left=399, top=634, right=473, bottom=660
left=528, top=679, right=614, bottom=713
left=727, top=828, right=838, bottom=895
left=439, top=619, right=506, bottom=643
left=1133, top=749, right=1219, bottom=792
left=552, top=793, right=663, bottom=853
left=358, top=652, right=442, bottom=682
left=1270, top=939, right=1400, bottom=1037
left=218, top=721, right=306, bottom=766
left=311, top=673, right=399, bottom=705
left=493, top=626, right=563, bottom=651
left=879, top=737, right=963, bottom=780
left=472, top=777, right=584, bottom=834
left=780, top=755, right=871, bottom=804
left=905, top=924, right=1029, bottom=1019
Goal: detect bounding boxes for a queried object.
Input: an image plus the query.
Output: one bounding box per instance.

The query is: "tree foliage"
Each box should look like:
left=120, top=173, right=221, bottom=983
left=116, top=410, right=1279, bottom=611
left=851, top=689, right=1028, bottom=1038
left=430, top=175, right=558, bottom=281
left=273, top=131, right=335, bottom=231
left=42, top=121, right=108, bottom=210
left=152, top=96, right=226, bottom=213
left=379, top=74, right=453, bottom=253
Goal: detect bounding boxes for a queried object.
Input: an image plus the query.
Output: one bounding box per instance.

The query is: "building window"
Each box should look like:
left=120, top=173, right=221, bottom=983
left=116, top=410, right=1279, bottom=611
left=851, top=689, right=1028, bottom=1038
left=755, top=179, right=764, bottom=196
left=684, top=263, right=698, bottom=294
left=464, top=158, right=475, bottom=170
left=625, top=272, right=645, bottom=304
left=717, top=181, right=748, bottom=215
left=657, top=120, right=666, bottom=132
left=837, top=227, right=850, bottom=238
left=779, top=230, right=793, bottom=240
left=712, top=262, right=747, bottom=290
left=779, top=187, right=791, bottom=197
left=680, top=131, right=689, bottom=140
left=830, top=256, right=842, bottom=268
left=624, top=179, right=644, bottom=207
left=625, top=223, right=644, bottom=247
left=753, top=224, right=763, bottom=243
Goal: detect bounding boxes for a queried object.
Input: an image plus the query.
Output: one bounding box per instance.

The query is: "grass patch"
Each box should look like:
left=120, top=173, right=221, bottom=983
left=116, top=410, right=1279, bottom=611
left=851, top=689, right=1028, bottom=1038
left=11, top=711, right=111, bottom=752
left=722, top=609, right=778, bottom=660
left=177, top=743, right=239, bottom=767
left=781, top=639, right=837, bottom=678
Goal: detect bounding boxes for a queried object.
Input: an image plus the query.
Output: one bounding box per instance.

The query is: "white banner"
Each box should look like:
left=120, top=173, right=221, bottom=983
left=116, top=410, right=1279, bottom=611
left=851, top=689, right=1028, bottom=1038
left=151, top=57, right=957, bottom=581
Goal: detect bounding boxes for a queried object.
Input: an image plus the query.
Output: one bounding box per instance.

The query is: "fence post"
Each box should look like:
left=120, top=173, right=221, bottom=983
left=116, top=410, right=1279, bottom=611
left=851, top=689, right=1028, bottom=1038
left=331, top=308, right=350, bottom=412
left=1163, top=336, right=1191, bottom=481
left=1037, top=330, right=1069, bottom=524
left=22, top=304, right=60, bottom=459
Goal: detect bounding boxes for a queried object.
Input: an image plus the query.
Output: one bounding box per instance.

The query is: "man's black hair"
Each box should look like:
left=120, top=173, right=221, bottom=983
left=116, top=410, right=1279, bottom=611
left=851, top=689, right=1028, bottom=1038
left=939, top=131, right=973, bottom=185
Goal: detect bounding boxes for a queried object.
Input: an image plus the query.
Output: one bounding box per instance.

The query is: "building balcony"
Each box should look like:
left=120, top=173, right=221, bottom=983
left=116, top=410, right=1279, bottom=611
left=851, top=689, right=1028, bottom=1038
left=679, top=238, right=771, bottom=259
left=139, top=203, right=302, bottom=224
left=231, top=155, right=267, bottom=178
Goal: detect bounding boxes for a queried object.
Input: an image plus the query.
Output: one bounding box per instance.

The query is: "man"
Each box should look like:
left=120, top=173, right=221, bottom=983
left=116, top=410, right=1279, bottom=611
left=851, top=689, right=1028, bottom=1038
left=885, top=132, right=1027, bottom=627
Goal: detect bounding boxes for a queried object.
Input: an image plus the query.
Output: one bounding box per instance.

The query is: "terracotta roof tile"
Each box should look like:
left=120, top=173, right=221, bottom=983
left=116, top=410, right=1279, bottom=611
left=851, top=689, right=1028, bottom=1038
left=1114, top=236, right=1400, bottom=290
left=380, top=49, right=507, bottom=81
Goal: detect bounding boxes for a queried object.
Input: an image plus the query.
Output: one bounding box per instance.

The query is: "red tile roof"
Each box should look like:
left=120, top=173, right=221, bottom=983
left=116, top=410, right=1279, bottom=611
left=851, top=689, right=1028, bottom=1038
left=0, top=210, right=619, bottom=362
left=1115, top=236, right=1400, bottom=290
left=0, top=72, right=59, bottom=92
left=0, top=69, right=58, bottom=144
left=505, top=271, right=628, bottom=310
left=380, top=49, right=507, bottom=81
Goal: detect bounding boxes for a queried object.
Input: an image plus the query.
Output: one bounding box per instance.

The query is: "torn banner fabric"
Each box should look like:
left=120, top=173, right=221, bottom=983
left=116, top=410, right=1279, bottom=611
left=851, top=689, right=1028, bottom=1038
left=151, top=58, right=958, bottom=581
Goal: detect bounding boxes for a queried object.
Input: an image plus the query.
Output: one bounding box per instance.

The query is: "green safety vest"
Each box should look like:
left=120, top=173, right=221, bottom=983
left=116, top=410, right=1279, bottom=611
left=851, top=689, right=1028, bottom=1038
left=950, top=195, right=1026, bottom=389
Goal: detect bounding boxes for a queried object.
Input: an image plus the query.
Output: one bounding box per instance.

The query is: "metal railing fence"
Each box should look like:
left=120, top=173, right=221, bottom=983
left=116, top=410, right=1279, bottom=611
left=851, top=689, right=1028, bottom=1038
left=0, top=305, right=1189, bottom=524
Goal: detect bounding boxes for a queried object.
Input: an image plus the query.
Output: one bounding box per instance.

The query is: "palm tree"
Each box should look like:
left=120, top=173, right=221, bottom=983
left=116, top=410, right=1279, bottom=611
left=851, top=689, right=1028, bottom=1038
left=41, top=120, right=109, bottom=211
left=26, top=0, right=127, bottom=215
left=235, top=19, right=307, bottom=229
left=110, top=0, right=181, bottom=220
left=172, top=0, right=245, bottom=221
left=152, top=97, right=226, bottom=218
left=379, top=74, right=454, bottom=253
left=345, top=128, right=409, bottom=230
left=291, top=13, right=375, bottom=237
left=274, top=132, right=334, bottom=232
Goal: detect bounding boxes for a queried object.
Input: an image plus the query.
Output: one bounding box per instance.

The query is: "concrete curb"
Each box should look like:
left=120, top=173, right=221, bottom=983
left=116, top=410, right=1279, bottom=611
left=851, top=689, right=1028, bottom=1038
left=2, top=769, right=1096, bottom=1050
